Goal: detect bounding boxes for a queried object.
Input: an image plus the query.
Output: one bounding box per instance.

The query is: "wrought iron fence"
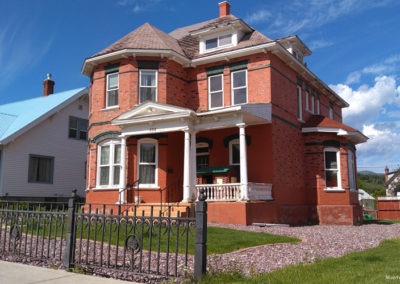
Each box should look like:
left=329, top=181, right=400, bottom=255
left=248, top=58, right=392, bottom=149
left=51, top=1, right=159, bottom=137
left=0, top=191, right=207, bottom=282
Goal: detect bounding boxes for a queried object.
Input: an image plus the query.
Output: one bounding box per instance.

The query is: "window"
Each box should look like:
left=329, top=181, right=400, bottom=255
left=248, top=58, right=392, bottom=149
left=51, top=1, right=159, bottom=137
left=324, top=148, right=341, bottom=189
left=316, top=95, right=320, bottom=115
left=97, top=140, right=121, bottom=187
left=205, top=34, right=232, bottom=51
left=139, top=70, right=157, bottom=103
left=28, top=155, right=54, bottom=183
left=196, top=142, right=210, bottom=169
left=329, top=103, right=334, bottom=119
left=106, top=73, right=119, bottom=108
left=229, top=139, right=240, bottom=166
left=348, top=150, right=356, bottom=190
left=209, top=74, right=223, bottom=109
left=232, top=70, right=247, bottom=105
left=297, top=85, right=303, bottom=120
left=69, top=116, right=88, bottom=140
left=305, top=90, right=310, bottom=111
left=138, top=139, right=158, bottom=186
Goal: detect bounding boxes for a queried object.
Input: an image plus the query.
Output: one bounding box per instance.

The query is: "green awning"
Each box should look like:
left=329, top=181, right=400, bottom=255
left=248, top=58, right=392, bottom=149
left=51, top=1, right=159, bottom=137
left=197, top=166, right=234, bottom=175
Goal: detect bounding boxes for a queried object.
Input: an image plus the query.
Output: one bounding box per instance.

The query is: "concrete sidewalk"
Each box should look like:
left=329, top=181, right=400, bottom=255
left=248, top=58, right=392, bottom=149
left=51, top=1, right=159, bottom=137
left=0, top=261, right=137, bottom=284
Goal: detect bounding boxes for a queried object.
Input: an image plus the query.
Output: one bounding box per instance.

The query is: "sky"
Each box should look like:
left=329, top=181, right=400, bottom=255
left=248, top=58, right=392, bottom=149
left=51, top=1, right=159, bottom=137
left=1, top=0, right=399, bottom=174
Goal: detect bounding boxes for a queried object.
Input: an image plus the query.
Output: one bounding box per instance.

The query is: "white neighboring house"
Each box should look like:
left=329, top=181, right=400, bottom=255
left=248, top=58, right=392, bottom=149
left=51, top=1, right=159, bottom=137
left=0, top=77, right=88, bottom=201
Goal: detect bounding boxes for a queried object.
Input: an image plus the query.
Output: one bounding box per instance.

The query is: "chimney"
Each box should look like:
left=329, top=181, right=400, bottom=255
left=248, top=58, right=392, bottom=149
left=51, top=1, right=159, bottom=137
left=385, top=166, right=389, bottom=182
left=43, top=73, right=55, bottom=96
left=219, top=1, right=230, bottom=17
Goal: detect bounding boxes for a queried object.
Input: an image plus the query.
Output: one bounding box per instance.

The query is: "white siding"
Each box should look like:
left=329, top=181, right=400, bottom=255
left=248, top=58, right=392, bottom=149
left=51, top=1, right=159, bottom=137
left=1, top=95, right=88, bottom=199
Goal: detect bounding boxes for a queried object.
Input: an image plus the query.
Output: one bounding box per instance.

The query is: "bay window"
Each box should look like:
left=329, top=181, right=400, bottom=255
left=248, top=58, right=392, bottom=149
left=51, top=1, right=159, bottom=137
left=106, top=73, right=119, bottom=108
left=97, top=140, right=121, bottom=187
left=139, top=70, right=157, bottom=103
left=324, top=148, right=341, bottom=190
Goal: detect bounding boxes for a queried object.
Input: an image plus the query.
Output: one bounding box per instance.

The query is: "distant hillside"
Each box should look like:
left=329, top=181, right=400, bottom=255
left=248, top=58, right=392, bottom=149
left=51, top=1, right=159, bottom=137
left=358, top=172, right=385, bottom=197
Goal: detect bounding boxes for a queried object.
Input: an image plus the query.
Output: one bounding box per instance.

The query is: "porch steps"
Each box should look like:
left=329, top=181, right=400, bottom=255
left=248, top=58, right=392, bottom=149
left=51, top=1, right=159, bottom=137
left=128, top=203, right=194, bottom=218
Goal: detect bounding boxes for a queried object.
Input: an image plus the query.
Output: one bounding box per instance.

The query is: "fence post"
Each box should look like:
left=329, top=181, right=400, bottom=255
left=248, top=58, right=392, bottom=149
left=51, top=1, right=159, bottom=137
left=64, top=189, right=77, bottom=269
left=194, top=188, right=207, bottom=281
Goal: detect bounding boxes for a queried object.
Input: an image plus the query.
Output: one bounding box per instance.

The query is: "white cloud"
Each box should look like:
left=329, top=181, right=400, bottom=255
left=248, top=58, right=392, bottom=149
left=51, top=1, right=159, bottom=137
left=308, top=39, right=334, bottom=50
left=330, top=75, right=400, bottom=129
left=245, top=10, right=271, bottom=25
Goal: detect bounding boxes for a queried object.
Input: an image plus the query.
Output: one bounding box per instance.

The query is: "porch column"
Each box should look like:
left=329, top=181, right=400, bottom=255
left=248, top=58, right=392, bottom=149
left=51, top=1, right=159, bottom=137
left=190, top=131, right=197, bottom=201
left=182, top=129, right=191, bottom=202
left=237, top=123, right=249, bottom=201
left=118, top=136, right=127, bottom=204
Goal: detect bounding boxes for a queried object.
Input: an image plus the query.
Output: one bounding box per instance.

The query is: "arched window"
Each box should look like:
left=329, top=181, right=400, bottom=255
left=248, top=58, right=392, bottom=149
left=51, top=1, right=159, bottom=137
left=324, top=147, right=341, bottom=190
left=97, top=139, right=121, bottom=188
left=138, top=138, right=158, bottom=186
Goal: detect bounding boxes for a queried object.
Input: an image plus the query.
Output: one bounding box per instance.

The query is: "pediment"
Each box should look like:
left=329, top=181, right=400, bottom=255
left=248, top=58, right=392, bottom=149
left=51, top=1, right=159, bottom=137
left=114, top=102, right=194, bottom=122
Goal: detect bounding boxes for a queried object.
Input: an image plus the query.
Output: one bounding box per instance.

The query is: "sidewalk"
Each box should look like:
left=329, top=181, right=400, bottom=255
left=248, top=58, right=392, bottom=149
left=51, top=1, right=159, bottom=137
left=0, top=261, right=137, bottom=284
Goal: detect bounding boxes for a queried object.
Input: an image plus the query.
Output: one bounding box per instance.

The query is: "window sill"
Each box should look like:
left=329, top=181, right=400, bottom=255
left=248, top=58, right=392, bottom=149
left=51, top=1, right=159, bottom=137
left=324, top=188, right=345, bottom=192
left=101, top=106, right=119, bottom=111
left=135, top=185, right=160, bottom=190
left=93, top=186, right=119, bottom=191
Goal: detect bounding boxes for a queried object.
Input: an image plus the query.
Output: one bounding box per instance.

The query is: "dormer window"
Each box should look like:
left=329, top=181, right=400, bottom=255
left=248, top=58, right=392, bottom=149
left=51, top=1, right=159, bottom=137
left=200, top=32, right=238, bottom=54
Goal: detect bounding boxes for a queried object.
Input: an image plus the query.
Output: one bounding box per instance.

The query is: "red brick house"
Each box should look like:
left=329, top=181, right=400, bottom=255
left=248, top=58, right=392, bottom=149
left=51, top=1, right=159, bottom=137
left=82, top=2, right=367, bottom=225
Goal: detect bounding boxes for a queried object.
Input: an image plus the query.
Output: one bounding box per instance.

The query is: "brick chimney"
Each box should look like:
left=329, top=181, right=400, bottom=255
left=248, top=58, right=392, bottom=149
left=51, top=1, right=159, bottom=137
left=385, top=166, right=389, bottom=182
left=219, top=1, right=230, bottom=17
left=43, top=73, right=55, bottom=97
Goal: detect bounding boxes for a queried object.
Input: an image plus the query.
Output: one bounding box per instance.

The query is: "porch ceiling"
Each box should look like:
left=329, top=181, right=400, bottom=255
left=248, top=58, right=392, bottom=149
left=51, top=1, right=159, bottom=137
left=112, top=102, right=271, bottom=135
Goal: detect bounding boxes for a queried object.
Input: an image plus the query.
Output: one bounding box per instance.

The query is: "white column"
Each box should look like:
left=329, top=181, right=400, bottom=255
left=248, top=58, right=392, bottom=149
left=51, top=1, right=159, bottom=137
left=238, top=123, right=249, bottom=201
left=119, top=137, right=127, bottom=204
left=182, top=129, right=191, bottom=202
left=190, top=131, right=197, bottom=201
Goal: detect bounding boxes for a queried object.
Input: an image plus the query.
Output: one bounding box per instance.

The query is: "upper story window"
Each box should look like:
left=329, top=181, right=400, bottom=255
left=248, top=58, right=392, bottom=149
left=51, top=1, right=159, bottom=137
left=69, top=116, right=88, bottom=141
left=232, top=70, right=247, bottom=105
left=329, top=103, right=334, bottom=119
left=205, top=33, right=233, bottom=51
left=316, top=95, right=320, bottom=115
left=28, top=154, right=54, bottom=184
left=139, top=70, right=158, bottom=103
left=297, top=85, right=303, bottom=121
left=208, top=74, right=224, bottom=109
left=97, top=140, right=121, bottom=187
left=324, top=147, right=341, bottom=190
left=106, top=73, right=119, bottom=108
left=138, top=138, right=158, bottom=186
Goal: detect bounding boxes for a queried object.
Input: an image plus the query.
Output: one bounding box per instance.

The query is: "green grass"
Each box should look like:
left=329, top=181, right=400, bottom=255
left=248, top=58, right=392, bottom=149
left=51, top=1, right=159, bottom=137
left=199, top=238, right=400, bottom=283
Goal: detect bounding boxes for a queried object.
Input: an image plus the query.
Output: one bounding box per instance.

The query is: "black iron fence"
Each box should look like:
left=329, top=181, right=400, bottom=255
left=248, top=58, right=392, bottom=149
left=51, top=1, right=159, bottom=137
left=0, top=191, right=207, bottom=282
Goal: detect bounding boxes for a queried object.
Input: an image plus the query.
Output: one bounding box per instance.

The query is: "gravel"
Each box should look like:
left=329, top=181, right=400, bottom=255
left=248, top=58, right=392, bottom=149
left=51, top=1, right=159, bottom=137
left=207, top=223, right=400, bottom=275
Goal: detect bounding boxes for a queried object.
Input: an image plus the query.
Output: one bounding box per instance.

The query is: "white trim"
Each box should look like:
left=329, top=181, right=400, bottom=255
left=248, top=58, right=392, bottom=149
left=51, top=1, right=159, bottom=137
left=231, top=69, right=248, bottom=105
left=137, top=138, right=158, bottom=187
left=106, top=72, right=119, bottom=108
left=348, top=150, right=356, bottom=191
left=229, top=138, right=240, bottom=166
left=297, top=85, right=303, bottom=121
left=96, top=139, right=122, bottom=189
left=208, top=73, right=224, bottom=109
left=139, top=69, right=158, bottom=103
left=324, top=147, right=342, bottom=191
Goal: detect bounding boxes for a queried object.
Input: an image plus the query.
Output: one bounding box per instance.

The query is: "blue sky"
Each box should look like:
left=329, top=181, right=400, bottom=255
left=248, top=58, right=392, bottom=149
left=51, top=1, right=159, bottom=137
left=1, top=0, right=400, bottom=173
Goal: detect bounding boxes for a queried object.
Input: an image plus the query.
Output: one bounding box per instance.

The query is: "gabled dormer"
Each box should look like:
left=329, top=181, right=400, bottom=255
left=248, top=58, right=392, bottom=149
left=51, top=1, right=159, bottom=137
left=189, top=1, right=253, bottom=54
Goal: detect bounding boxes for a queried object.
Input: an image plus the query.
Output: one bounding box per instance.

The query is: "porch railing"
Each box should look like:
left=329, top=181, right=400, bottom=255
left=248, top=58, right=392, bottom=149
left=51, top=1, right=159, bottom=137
left=195, top=182, right=273, bottom=201
left=195, top=183, right=241, bottom=201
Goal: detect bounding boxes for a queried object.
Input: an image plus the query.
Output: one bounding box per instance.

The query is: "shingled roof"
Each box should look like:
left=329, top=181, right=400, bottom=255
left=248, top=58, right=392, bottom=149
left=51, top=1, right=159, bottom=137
left=94, top=23, right=186, bottom=58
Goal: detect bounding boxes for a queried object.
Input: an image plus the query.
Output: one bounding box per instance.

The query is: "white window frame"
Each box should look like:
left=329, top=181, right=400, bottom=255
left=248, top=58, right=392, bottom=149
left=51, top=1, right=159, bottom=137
left=203, top=33, right=234, bottom=52
left=96, top=139, right=121, bottom=189
left=106, top=73, right=119, bottom=108
left=229, top=139, right=240, bottom=166
left=297, top=85, right=303, bottom=121
left=329, top=103, right=334, bottom=119
left=139, top=69, right=158, bottom=103
left=316, top=95, right=320, bottom=115
left=208, top=74, right=224, bottom=109
left=137, top=138, right=158, bottom=188
left=305, top=90, right=310, bottom=111
left=324, top=147, right=343, bottom=191
left=231, top=69, right=248, bottom=105
left=348, top=150, right=356, bottom=190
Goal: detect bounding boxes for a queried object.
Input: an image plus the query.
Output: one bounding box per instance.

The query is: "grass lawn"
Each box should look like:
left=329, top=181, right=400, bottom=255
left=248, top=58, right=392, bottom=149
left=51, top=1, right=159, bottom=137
left=199, top=238, right=400, bottom=283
